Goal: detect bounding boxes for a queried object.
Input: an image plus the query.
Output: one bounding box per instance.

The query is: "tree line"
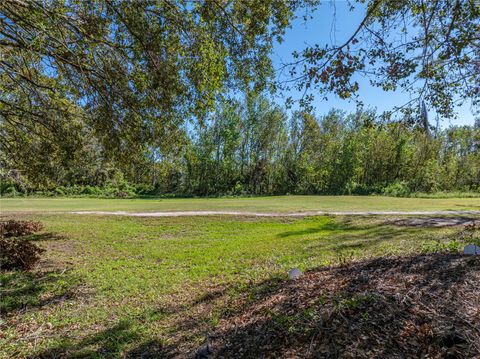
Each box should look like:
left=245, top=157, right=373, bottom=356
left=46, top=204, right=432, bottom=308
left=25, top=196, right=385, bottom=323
left=2, top=96, right=478, bottom=197
left=2, top=1, right=478, bottom=176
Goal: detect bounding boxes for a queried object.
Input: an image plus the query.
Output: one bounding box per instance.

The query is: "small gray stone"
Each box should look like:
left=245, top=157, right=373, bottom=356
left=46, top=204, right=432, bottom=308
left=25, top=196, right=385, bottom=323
left=464, top=244, right=480, bottom=255
left=288, top=268, right=302, bottom=280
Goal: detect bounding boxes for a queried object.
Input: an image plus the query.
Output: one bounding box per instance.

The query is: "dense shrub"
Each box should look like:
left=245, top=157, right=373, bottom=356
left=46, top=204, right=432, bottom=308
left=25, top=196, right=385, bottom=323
left=229, top=182, right=246, bottom=196
left=345, top=182, right=383, bottom=195
left=0, top=178, right=22, bottom=197
left=133, top=183, right=155, bottom=195
left=81, top=185, right=97, bottom=195
left=0, top=220, right=45, bottom=271
left=116, top=191, right=129, bottom=198
left=0, top=220, right=44, bottom=238
left=0, top=238, right=45, bottom=270
left=1, top=186, right=18, bottom=197
left=382, top=182, right=411, bottom=197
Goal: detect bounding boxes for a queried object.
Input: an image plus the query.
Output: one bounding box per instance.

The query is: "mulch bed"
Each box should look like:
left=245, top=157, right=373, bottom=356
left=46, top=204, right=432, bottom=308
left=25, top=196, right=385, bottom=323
left=208, top=253, right=480, bottom=358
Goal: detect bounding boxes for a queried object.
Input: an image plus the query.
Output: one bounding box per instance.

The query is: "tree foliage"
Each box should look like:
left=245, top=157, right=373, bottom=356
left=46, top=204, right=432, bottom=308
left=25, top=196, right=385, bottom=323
left=286, top=0, right=480, bottom=118
left=1, top=1, right=478, bottom=192
left=3, top=96, right=479, bottom=197
left=0, top=0, right=303, bottom=160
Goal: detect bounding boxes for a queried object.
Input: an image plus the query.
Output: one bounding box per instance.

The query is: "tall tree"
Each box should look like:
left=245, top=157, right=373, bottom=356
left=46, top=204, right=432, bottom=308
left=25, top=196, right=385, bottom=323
left=0, top=0, right=305, bottom=161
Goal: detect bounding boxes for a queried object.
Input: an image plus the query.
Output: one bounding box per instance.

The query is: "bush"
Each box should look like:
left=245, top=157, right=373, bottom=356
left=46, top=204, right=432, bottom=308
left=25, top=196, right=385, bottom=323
left=54, top=187, right=66, bottom=196
left=116, top=190, right=129, bottom=198
left=81, top=185, right=96, bottom=195
left=345, top=182, right=379, bottom=195
left=382, top=182, right=411, bottom=197
left=0, top=238, right=45, bottom=270
left=0, top=220, right=44, bottom=238
left=134, top=183, right=155, bottom=195
left=230, top=182, right=245, bottom=196
left=0, top=178, right=23, bottom=196
left=1, top=185, right=19, bottom=197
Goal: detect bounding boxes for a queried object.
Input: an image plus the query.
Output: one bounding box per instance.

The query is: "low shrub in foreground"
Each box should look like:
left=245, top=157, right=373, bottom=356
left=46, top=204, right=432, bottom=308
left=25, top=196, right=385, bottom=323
left=0, top=238, right=45, bottom=270
left=0, top=220, right=45, bottom=270
left=0, top=220, right=44, bottom=238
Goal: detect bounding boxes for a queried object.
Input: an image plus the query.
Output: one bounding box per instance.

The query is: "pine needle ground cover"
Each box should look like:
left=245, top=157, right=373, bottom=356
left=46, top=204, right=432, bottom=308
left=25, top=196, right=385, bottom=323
left=1, top=212, right=479, bottom=358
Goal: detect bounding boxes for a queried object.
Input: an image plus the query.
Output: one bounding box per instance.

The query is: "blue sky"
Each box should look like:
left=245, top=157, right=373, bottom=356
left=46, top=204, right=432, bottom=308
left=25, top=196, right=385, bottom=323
left=271, top=1, right=476, bottom=127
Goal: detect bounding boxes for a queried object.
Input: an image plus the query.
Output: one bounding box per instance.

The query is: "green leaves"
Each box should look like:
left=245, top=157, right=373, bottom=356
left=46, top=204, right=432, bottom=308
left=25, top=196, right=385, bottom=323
left=0, top=0, right=302, bottom=160
left=286, top=0, right=479, bottom=118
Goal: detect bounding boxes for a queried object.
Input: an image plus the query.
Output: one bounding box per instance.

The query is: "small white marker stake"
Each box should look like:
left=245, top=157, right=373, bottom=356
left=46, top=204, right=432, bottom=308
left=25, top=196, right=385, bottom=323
left=464, top=244, right=480, bottom=255
left=288, top=268, right=302, bottom=280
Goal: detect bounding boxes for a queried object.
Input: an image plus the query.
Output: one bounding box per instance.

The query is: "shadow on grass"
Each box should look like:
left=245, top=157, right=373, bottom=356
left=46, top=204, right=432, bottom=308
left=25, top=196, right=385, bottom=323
left=211, top=253, right=480, bottom=358
left=275, top=218, right=348, bottom=238
left=33, top=320, right=177, bottom=359
left=0, top=269, right=81, bottom=315
left=37, top=253, right=479, bottom=358
left=276, top=215, right=421, bottom=241
left=283, top=218, right=424, bottom=255
left=27, top=232, right=67, bottom=241
left=28, top=274, right=287, bottom=358
left=18, top=219, right=478, bottom=358
left=27, top=253, right=480, bottom=358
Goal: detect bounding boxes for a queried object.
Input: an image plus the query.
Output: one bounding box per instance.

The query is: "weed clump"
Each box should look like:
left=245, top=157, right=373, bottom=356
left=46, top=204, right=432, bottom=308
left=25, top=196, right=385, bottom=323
left=0, top=220, right=45, bottom=270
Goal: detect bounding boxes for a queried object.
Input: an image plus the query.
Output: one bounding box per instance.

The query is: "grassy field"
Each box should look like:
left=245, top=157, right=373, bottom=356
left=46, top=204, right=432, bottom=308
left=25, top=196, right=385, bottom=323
left=1, top=195, right=480, bottom=213
left=1, top=209, right=476, bottom=357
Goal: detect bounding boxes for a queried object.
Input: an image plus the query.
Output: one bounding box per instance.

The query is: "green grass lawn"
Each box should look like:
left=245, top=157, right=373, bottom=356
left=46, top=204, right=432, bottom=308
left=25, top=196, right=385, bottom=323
left=1, top=212, right=474, bottom=357
left=1, top=195, right=480, bottom=213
